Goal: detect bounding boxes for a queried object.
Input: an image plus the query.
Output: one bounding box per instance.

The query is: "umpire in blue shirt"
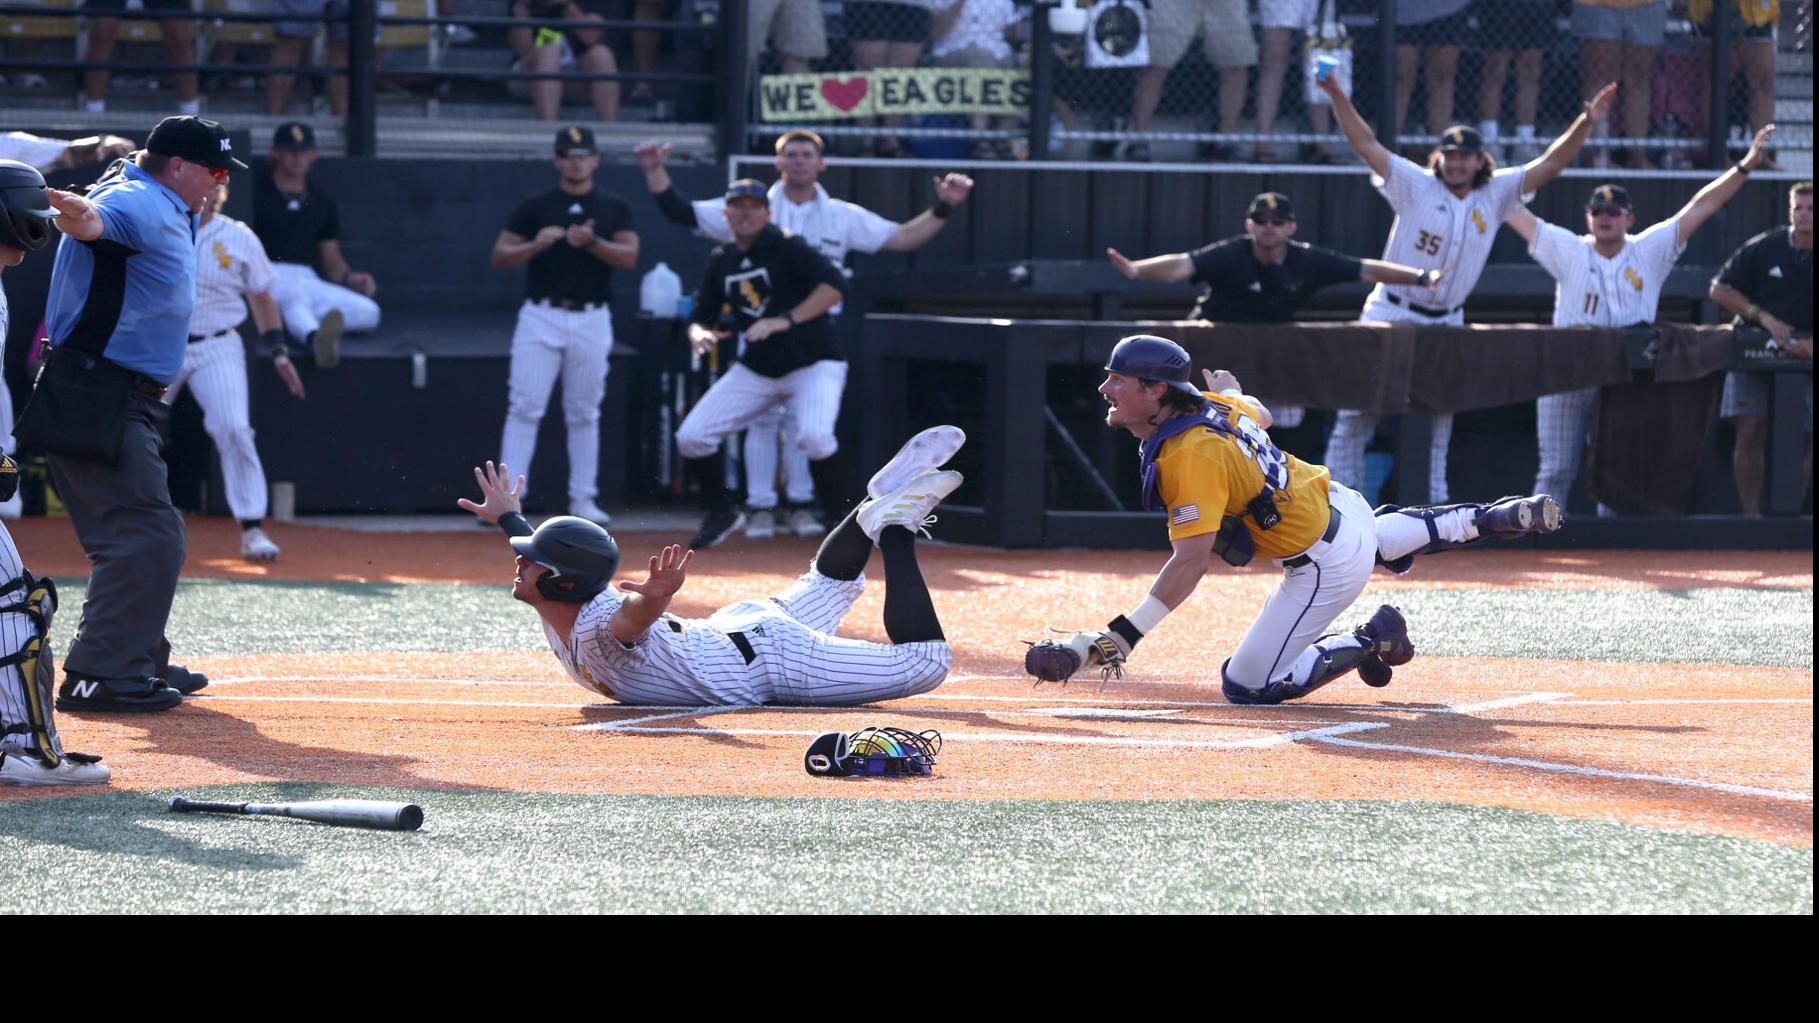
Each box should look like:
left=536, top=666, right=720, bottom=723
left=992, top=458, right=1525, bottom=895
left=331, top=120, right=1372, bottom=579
left=18, top=115, right=246, bottom=713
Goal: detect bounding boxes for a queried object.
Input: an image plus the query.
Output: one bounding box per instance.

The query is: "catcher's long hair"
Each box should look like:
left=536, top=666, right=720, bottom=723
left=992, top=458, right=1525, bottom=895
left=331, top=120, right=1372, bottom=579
left=1158, top=385, right=1207, bottom=417
left=1428, top=149, right=1497, bottom=190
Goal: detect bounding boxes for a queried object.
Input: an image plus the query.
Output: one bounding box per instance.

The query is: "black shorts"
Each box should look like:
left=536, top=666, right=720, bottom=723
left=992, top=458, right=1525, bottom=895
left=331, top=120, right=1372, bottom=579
left=1399, top=7, right=1471, bottom=48
left=845, top=2, right=932, bottom=43
left=1473, top=0, right=1560, bottom=52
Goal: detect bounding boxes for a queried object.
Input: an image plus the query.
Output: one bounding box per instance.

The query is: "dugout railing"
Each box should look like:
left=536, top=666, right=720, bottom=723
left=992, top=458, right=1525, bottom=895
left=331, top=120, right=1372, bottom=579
left=855, top=315, right=1812, bottom=550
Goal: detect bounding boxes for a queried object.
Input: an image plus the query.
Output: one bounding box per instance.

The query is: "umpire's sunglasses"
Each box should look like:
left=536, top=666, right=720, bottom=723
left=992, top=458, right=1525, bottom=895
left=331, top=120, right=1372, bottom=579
left=1249, top=217, right=1291, bottom=227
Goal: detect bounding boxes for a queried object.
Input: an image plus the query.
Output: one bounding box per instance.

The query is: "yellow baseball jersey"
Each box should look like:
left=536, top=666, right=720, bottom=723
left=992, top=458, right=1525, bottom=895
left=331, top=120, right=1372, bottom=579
left=1154, top=393, right=1333, bottom=559
left=1690, top=0, right=1779, bottom=28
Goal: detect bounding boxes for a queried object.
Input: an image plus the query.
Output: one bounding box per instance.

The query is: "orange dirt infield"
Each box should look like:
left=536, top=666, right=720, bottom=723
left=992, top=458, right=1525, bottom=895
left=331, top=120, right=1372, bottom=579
left=6, top=518, right=1812, bottom=848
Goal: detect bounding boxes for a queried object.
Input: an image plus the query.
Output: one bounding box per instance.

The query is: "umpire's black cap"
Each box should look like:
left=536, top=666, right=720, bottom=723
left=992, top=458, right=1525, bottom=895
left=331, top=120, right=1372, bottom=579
left=1586, top=184, right=1634, bottom=211
left=1246, top=192, right=1295, bottom=220
left=147, top=115, right=250, bottom=170
left=1437, top=125, right=1484, bottom=153
left=555, top=125, right=598, bottom=156
left=272, top=121, right=316, bottom=151
left=725, top=178, right=770, bottom=204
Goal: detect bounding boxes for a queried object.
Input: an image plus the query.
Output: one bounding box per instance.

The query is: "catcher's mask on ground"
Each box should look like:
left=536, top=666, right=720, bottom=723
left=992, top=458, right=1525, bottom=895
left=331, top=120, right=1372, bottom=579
left=509, top=516, right=620, bottom=603
left=803, top=727, right=941, bottom=776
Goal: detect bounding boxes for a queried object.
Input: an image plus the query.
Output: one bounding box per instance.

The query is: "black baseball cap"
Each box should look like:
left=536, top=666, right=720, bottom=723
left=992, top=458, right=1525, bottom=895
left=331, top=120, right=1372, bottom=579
left=555, top=126, right=598, bottom=156
left=1437, top=125, right=1484, bottom=153
left=146, top=115, right=249, bottom=170
left=1247, top=192, right=1295, bottom=220
left=725, top=178, right=769, bottom=203
left=1586, top=184, right=1633, bottom=211
left=272, top=121, right=316, bottom=151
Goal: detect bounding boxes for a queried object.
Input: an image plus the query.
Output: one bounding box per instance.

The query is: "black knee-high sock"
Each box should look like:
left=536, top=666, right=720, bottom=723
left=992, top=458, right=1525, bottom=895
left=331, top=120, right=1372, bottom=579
left=812, top=503, right=872, bottom=581
left=879, top=526, right=943, bottom=643
left=689, top=450, right=733, bottom=514
left=808, top=454, right=846, bottom=522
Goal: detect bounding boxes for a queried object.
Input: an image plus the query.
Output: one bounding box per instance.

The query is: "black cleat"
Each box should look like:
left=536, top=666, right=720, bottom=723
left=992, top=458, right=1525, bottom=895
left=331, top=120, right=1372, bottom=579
left=688, top=509, right=747, bottom=550
left=56, top=674, right=184, bottom=713
left=158, top=663, right=209, bottom=695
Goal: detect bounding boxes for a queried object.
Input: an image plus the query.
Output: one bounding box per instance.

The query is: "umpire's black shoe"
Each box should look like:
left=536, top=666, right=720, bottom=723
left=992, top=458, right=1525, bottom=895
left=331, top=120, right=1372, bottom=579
left=56, top=674, right=184, bottom=713
left=158, top=663, right=209, bottom=695
left=688, top=509, right=747, bottom=550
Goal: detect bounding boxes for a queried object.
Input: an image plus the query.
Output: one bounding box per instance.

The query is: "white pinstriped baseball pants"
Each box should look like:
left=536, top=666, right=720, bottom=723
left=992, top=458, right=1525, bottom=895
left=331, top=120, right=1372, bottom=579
left=0, top=523, right=41, bottom=758
left=743, top=404, right=815, bottom=508
left=676, top=360, right=847, bottom=462
left=163, top=331, right=272, bottom=522
left=1534, top=386, right=1597, bottom=501
left=1325, top=294, right=1462, bottom=504
left=501, top=302, right=615, bottom=504
left=268, top=263, right=381, bottom=340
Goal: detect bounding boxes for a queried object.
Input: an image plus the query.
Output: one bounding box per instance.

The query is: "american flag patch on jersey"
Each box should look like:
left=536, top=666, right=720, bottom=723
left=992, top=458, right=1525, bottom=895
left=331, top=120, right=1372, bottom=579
left=1172, top=504, right=1200, bottom=526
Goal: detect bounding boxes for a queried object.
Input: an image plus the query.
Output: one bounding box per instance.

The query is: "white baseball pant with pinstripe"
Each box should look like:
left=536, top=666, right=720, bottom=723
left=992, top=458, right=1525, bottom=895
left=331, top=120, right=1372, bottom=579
left=1322, top=294, right=1461, bottom=504
left=675, top=360, right=847, bottom=462
left=267, top=262, right=381, bottom=340
left=743, top=403, right=815, bottom=508
left=0, top=523, right=46, bottom=757
left=164, top=331, right=271, bottom=521
left=500, top=301, right=614, bottom=504
left=549, top=566, right=950, bottom=705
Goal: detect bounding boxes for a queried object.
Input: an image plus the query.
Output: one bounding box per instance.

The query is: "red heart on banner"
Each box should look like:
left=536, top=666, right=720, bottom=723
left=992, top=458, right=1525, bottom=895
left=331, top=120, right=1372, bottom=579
left=819, top=76, right=869, bottom=112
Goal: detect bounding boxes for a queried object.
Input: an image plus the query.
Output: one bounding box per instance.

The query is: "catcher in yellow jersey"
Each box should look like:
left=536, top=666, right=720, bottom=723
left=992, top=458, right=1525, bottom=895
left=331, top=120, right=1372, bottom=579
left=1023, top=335, right=1566, bottom=705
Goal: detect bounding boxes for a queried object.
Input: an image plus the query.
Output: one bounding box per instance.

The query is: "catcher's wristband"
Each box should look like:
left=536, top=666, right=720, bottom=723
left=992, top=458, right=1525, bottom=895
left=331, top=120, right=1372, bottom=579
left=1109, top=595, right=1171, bottom=649
left=261, top=330, right=288, bottom=358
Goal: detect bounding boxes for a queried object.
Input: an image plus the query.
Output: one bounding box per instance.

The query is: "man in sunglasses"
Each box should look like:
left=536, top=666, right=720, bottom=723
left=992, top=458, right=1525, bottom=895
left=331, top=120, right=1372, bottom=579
left=1107, top=191, right=1442, bottom=429
left=1504, top=124, right=1777, bottom=505
left=29, top=115, right=247, bottom=715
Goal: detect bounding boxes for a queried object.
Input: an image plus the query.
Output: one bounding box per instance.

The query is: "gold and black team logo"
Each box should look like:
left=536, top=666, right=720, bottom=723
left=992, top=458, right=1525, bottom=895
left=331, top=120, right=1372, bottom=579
left=568, top=127, right=583, bottom=145
left=290, top=124, right=307, bottom=145
left=726, top=267, right=772, bottom=319
left=213, top=240, right=231, bottom=270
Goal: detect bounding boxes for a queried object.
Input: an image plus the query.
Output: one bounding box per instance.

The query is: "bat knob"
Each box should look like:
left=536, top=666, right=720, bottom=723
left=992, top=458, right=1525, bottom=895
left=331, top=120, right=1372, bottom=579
left=397, top=805, right=425, bottom=831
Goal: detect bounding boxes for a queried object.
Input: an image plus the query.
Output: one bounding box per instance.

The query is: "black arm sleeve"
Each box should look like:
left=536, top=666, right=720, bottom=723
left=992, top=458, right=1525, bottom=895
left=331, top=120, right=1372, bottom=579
left=692, top=252, right=724, bottom=327
left=497, top=512, right=534, bottom=538
left=654, top=186, right=699, bottom=229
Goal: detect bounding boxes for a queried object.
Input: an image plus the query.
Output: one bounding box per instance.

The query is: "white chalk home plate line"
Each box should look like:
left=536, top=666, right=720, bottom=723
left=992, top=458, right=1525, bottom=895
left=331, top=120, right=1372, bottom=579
left=1553, top=698, right=1814, bottom=706
left=207, top=675, right=575, bottom=688
left=1312, top=734, right=1813, bottom=803
left=583, top=721, right=1392, bottom=750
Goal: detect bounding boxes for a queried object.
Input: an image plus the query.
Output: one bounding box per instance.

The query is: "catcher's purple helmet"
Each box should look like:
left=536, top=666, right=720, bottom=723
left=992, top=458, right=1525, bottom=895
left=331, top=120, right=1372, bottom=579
left=1105, top=334, right=1198, bottom=395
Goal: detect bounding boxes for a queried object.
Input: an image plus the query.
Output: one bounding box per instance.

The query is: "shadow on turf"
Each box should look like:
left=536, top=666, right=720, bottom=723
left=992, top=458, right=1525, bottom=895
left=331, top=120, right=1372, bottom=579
left=0, top=793, right=304, bottom=871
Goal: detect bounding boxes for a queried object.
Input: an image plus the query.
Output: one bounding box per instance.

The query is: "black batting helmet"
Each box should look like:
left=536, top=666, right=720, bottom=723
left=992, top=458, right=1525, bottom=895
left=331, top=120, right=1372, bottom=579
left=1105, top=334, right=1198, bottom=395
left=509, top=516, right=620, bottom=603
left=0, top=160, right=61, bottom=255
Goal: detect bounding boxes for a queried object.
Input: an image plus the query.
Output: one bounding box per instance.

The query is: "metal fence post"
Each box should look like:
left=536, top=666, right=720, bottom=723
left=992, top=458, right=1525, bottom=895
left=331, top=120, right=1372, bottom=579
left=1028, top=2, right=1056, bottom=161
left=346, top=0, right=377, bottom=156
left=1374, top=0, right=1398, bottom=146
left=1706, top=4, right=1731, bottom=169
left=717, top=0, right=751, bottom=158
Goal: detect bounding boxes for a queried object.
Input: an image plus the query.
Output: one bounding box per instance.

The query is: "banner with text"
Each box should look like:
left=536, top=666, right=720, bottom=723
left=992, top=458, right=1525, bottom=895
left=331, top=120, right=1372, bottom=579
left=758, top=69, right=1032, bottom=122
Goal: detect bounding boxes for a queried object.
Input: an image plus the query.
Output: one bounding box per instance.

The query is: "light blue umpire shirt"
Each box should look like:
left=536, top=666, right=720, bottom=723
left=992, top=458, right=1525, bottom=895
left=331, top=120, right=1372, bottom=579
left=44, top=160, right=199, bottom=384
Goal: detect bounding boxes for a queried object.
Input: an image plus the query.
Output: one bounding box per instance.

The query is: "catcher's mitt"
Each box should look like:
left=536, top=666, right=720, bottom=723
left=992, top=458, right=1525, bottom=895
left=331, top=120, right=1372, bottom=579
left=1024, top=632, right=1127, bottom=689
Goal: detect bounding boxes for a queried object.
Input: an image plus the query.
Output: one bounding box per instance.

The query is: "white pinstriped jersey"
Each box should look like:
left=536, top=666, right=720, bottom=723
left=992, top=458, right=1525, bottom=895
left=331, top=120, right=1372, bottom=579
left=1368, top=154, right=1529, bottom=310
left=545, top=568, right=950, bottom=707
left=690, top=182, right=898, bottom=270
left=190, top=213, right=277, bottom=336
left=1529, top=217, right=1687, bottom=327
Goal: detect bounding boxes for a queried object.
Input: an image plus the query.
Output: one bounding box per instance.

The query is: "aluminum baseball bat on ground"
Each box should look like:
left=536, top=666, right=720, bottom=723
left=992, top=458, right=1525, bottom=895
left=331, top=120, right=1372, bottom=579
left=167, top=796, right=424, bottom=831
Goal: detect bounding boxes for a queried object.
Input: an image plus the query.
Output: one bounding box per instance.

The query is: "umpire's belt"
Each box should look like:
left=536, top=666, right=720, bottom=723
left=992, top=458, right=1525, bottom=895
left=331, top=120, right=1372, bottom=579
left=533, top=298, right=608, bottom=313
left=1385, top=292, right=1460, bottom=319
left=1282, top=507, right=1342, bottom=568
left=188, top=328, right=237, bottom=344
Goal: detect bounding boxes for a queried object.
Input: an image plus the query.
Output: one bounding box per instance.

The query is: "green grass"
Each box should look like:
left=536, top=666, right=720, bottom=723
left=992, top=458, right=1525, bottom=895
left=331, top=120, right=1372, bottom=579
left=1, top=786, right=1807, bottom=914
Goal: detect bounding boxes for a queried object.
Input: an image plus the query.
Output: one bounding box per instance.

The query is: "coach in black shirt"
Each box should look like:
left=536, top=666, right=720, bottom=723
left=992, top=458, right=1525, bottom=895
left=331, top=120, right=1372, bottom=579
left=1107, top=192, right=1440, bottom=322
left=676, top=179, right=846, bottom=549
left=1709, top=180, right=1813, bottom=516
left=487, top=125, right=639, bottom=527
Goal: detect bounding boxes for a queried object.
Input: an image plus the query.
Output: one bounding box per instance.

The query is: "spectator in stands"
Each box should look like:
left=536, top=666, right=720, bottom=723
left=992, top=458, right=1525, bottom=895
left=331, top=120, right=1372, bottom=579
left=1692, top=0, right=1782, bottom=170
left=1254, top=0, right=1342, bottom=163
left=0, top=132, right=136, bottom=171
left=847, top=2, right=935, bottom=157
left=1572, top=0, right=1666, bottom=169
left=1393, top=0, right=1471, bottom=147
left=268, top=0, right=351, bottom=117
left=251, top=122, right=380, bottom=367
left=929, top=0, right=1021, bottom=159
left=1709, top=180, right=1812, bottom=516
left=80, top=0, right=201, bottom=116
left=1474, top=0, right=1556, bottom=163
left=509, top=0, right=622, bottom=122
left=1127, top=0, right=1255, bottom=162
left=628, top=0, right=670, bottom=103
left=749, top=0, right=828, bottom=75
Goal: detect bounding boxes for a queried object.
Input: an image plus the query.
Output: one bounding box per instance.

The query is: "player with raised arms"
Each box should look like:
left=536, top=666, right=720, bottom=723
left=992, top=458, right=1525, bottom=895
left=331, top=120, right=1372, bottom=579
left=1022, top=335, right=1562, bottom=705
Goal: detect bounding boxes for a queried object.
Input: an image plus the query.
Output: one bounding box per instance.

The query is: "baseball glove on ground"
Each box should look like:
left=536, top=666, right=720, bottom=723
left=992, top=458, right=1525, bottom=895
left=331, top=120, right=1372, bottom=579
left=1025, top=632, right=1128, bottom=689
left=1024, top=639, right=1084, bottom=684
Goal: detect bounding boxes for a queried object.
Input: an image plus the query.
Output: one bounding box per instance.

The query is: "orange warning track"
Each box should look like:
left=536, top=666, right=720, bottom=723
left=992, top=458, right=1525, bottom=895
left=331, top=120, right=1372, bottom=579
left=5, top=519, right=1812, bottom=848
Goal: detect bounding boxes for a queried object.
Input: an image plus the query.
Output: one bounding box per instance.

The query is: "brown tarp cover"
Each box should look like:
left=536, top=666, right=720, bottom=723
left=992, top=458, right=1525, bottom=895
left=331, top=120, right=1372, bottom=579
left=1587, top=323, right=1734, bottom=515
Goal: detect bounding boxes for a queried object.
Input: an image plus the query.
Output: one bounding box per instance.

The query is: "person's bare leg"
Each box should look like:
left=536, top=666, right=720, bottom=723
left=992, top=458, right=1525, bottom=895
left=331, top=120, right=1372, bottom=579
left=1514, top=48, right=1542, bottom=127
left=850, top=38, right=889, bottom=150
left=1425, top=45, right=1459, bottom=132
left=1733, top=414, right=1769, bottom=516
left=1394, top=44, right=1420, bottom=138
left=83, top=17, right=120, bottom=107
left=328, top=38, right=351, bottom=117
left=584, top=44, right=620, bottom=122
left=779, top=54, right=809, bottom=74
left=1621, top=42, right=1658, bottom=168
left=879, top=39, right=924, bottom=152
left=162, top=21, right=199, bottom=103
left=530, top=41, right=562, bottom=120
left=1581, top=37, right=1619, bottom=164
left=631, top=0, right=663, bottom=98
left=1218, top=64, right=1248, bottom=137
left=266, top=35, right=308, bottom=115
left=1130, top=64, right=1168, bottom=133
left=1741, top=38, right=1776, bottom=160
left=1254, top=26, right=1294, bottom=159
left=1479, top=48, right=1512, bottom=127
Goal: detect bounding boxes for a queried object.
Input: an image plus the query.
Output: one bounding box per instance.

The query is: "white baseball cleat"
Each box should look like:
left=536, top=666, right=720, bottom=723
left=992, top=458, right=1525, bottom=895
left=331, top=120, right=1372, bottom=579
left=857, top=470, right=963, bottom=544
left=241, top=526, right=281, bottom=562
left=570, top=498, right=613, bottom=526
left=744, top=507, right=777, bottom=540
left=787, top=506, right=825, bottom=538
left=0, top=751, right=112, bottom=787
left=867, top=425, right=966, bottom=501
